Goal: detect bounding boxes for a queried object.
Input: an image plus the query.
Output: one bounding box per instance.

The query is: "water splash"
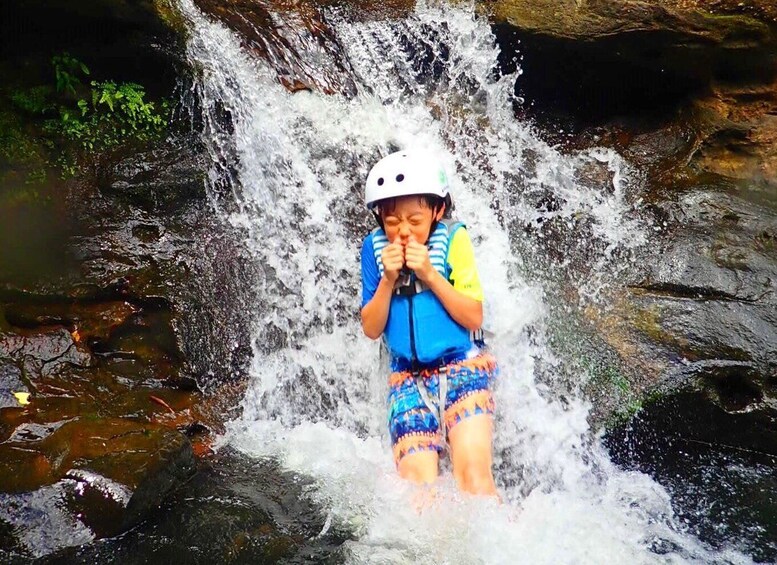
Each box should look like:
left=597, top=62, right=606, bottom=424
left=178, top=0, right=752, bottom=561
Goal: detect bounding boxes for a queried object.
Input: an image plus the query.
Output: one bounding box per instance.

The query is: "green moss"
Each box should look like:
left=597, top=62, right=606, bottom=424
left=605, top=388, right=666, bottom=429
left=694, top=10, right=771, bottom=42
left=754, top=230, right=775, bottom=252
left=0, top=108, right=52, bottom=190
left=154, top=0, right=190, bottom=41
left=631, top=304, right=675, bottom=344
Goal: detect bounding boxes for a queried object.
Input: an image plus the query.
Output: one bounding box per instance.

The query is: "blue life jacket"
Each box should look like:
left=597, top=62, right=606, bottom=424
left=371, top=220, right=474, bottom=367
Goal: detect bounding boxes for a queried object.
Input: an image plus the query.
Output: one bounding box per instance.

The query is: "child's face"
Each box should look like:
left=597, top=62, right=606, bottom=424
left=379, top=195, right=444, bottom=246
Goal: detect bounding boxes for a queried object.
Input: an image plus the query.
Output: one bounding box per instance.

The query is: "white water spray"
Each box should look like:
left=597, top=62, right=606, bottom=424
left=178, top=0, right=751, bottom=562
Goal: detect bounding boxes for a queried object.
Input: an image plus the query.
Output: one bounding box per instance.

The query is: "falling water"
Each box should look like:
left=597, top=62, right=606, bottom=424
left=178, top=0, right=752, bottom=562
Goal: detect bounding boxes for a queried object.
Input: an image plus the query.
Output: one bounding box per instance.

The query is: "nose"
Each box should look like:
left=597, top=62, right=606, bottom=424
left=398, top=221, right=411, bottom=238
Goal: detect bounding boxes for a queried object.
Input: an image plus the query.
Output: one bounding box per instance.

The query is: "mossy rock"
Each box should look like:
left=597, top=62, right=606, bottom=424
left=485, top=0, right=774, bottom=43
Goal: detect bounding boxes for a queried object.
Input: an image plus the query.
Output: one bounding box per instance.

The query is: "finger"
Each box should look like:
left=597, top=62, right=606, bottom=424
left=384, top=250, right=404, bottom=265
left=406, top=250, right=429, bottom=270
left=405, top=243, right=426, bottom=258
left=406, top=239, right=419, bottom=252
left=384, top=252, right=404, bottom=265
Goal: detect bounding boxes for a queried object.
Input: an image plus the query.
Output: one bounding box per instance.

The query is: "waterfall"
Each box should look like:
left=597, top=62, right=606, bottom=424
left=178, top=0, right=752, bottom=562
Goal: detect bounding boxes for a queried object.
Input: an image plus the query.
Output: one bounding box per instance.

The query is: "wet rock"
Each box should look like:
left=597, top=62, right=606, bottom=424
left=40, top=449, right=346, bottom=564
left=488, top=0, right=777, bottom=126
left=193, top=0, right=358, bottom=95
left=605, top=389, right=777, bottom=561
left=689, top=81, right=777, bottom=188
left=643, top=190, right=776, bottom=300
left=0, top=362, right=26, bottom=410
left=488, top=0, right=776, bottom=42
left=4, top=300, right=138, bottom=341
left=103, top=138, right=208, bottom=213
left=0, top=327, right=94, bottom=382
left=0, top=417, right=195, bottom=556
left=592, top=187, right=777, bottom=404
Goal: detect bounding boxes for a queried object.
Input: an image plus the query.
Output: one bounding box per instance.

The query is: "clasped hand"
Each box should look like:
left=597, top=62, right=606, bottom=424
left=381, top=236, right=435, bottom=284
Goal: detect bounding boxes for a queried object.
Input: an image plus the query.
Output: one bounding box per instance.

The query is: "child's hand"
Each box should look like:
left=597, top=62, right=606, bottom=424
left=381, top=237, right=405, bottom=283
left=405, top=235, right=435, bottom=282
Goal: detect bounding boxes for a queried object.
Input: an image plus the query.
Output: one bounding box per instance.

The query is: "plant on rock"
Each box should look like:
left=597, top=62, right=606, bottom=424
left=5, top=52, right=171, bottom=180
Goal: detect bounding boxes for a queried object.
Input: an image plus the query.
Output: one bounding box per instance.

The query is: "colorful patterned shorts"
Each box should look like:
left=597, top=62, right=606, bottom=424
left=387, top=352, right=498, bottom=464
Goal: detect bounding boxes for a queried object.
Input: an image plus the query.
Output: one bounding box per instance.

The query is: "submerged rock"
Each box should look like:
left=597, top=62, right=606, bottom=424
left=0, top=418, right=195, bottom=557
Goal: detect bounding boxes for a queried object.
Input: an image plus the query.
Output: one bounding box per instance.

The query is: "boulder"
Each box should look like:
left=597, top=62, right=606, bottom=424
left=486, top=0, right=777, bottom=127
left=591, top=187, right=777, bottom=406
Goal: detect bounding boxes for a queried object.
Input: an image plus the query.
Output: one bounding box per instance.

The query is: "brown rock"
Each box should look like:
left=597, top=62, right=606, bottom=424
left=487, top=0, right=775, bottom=42
left=0, top=417, right=195, bottom=541
left=690, top=80, right=777, bottom=187
left=193, top=0, right=358, bottom=95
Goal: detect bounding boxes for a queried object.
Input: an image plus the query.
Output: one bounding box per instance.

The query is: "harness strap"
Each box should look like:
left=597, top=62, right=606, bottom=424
left=415, top=372, right=449, bottom=453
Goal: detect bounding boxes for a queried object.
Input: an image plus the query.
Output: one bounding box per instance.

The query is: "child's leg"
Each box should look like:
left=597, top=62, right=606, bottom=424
left=442, top=353, right=499, bottom=496
left=448, top=414, right=497, bottom=496
left=397, top=449, right=439, bottom=484
left=388, top=370, right=443, bottom=485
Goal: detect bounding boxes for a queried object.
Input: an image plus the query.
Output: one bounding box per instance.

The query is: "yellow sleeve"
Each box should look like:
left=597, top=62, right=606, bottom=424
left=447, top=226, right=484, bottom=302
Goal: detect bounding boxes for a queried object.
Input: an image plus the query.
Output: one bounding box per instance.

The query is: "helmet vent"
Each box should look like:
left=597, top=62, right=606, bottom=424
left=377, top=178, right=384, bottom=186
left=396, top=174, right=405, bottom=182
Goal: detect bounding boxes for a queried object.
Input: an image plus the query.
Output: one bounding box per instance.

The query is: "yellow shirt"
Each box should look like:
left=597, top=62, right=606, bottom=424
left=448, top=227, right=484, bottom=302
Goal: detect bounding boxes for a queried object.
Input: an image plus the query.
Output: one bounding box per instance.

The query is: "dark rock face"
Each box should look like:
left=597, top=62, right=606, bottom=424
left=605, top=389, right=777, bottom=561
left=489, top=0, right=777, bottom=41
left=587, top=185, right=777, bottom=410
left=0, top=0, right=271, bottom=519
left=103, top=141, right=208, bottom=212
left=0, top=126, right=259, bottom=557
left=0, top=136, right=207, bottom=557
left=488, top=0, right=777, bottom=172
left=631, top=190, right=777, bottom=370
left=0, top=0, right=178, bottom=97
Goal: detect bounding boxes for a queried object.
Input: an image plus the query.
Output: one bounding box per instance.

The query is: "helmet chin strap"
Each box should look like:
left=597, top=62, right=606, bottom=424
left=428, top=203, right=445, bottom=241
left=372, top=209, right=385, bottom=231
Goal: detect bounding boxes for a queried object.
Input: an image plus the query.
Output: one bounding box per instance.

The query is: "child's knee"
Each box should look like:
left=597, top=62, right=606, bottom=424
left=454, top=460, right=496, bottom=495
left=398, top=451, right=439, bottom=484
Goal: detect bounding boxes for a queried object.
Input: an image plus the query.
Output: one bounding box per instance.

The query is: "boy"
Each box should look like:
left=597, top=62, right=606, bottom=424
left=360, top=150, right=498, bottom=496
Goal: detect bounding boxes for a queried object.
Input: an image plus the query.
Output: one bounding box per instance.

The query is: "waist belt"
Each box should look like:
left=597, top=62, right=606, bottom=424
left=391, top=351, right=468, bottom=373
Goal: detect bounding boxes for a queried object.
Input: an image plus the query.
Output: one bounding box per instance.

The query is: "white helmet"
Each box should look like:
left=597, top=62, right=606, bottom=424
left=365, top=150, right=450, bottom=209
